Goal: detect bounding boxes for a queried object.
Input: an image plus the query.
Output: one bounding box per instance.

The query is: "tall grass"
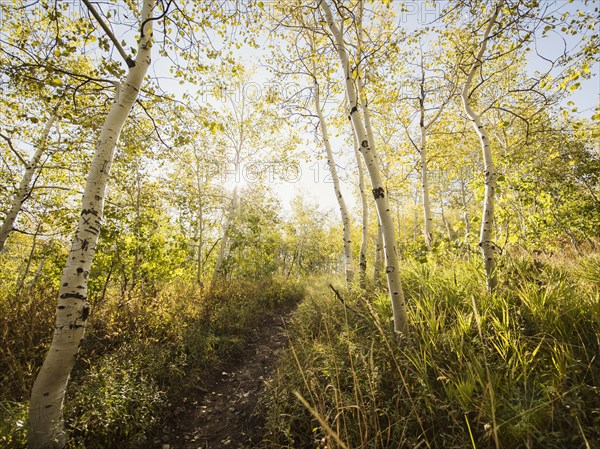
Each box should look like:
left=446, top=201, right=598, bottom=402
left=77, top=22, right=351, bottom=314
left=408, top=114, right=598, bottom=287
left=0, top=277, right=304, bottom=448
left=255, top=256, right=600, bottom=449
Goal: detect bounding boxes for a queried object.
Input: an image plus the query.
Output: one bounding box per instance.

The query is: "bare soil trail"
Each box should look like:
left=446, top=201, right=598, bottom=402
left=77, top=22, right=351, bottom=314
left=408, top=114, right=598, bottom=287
left=161, top=304, right=295, bottom=449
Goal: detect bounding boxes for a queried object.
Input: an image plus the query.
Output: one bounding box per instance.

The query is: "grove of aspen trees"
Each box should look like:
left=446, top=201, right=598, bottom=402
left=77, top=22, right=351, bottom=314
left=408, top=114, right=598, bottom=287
left=0, top=1, right=598, bottom=448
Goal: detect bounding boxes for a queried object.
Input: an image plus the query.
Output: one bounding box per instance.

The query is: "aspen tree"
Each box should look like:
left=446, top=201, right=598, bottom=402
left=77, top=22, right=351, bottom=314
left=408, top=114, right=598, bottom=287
left=311, top=56, right=354, bottom=286
left=320, top=0, right=407, bottom=333
left=28, top=1, right=156, bottom=447
left=354, top=0, right=370, bottom=288
left=0, top=114, right=56, bottom=252
left=353, top=133, right=369, bottom=289
left=460, top=0, right=504, bottom=292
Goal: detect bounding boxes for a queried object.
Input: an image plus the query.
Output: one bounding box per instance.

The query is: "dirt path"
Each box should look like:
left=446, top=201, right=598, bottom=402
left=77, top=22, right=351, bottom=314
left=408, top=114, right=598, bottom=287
left=162, top=306, right=294, bottom=449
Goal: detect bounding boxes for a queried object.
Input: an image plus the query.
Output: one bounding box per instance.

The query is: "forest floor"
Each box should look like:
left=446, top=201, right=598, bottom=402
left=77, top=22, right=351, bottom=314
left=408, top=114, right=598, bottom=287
left=160, top=302, right=296, bottom=449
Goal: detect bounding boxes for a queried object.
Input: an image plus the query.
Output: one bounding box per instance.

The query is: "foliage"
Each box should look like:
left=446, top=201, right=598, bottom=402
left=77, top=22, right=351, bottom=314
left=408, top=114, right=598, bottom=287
left=0, top=275, right=304, bottom=448
left=255, top=256, right=600, bottom=449
left=0, top=0, right=599, bottom=447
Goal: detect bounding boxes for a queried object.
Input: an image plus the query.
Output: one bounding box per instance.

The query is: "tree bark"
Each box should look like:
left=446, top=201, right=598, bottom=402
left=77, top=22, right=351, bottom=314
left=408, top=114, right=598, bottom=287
left=419, top=90, right=434, bottom=249
left=0, top=115, right=56, bottom=252
left=441, top=203, right=457, bottom=241
left=211, top=184, right=238, bottom=288
left=27, top=2, right=155, bottom=447
left=354, top=134, right=368, bottom=289
left=460, top=1, right=503, bottom=292
left=373, top=220, right=383, bottom=285
left=313, top=74, right=354, bottom=286
left=353, top=4, right=370, bottom=290
left=321, top=0, right=407, bottom=333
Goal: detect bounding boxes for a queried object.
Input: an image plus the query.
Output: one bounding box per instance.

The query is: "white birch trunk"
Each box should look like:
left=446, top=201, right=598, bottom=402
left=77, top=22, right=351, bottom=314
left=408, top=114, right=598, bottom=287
left=321, top=0, right=407, bottom=333
left=313, top=76, right=354, bottom=286
left=211, top=184, right=238, bottom=288
left=373, top=220, right=383, bottom=284
left=460, top=1, right=503, bottom=292
left=419, top=103, right=434, bottom=249
left=197, top=198, right=204, bottom=286
left=415, top=57, right=451, bottom=250
left=353, top=4, right=370, bottom=289
left=0, top=115, right=56, bottom=252
left=461, top=179, right=471, bottom=243
left=27, top=3, right=155, bottom=447
left=441, top=203, right=457, bottom=241
left=353, top=134, right=368, bottom=289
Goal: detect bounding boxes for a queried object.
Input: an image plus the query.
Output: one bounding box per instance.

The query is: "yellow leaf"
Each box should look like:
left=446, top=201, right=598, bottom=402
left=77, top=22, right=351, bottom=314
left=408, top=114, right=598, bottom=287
left=582, top=62, right=590, bottom=74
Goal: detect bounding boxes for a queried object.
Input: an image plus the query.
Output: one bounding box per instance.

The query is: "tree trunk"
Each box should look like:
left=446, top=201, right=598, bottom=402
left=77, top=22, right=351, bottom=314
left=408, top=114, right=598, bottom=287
left=354, top=134, right=368, bottom=290
left=194, top=154, right=204, bottom=286
left=197, top=198, right=204, bottom=285
left=413, top=187, right=420, bottom=242
left=16, top=221, right=42, bottom=292
left=419, top=110, right=434, bottom=249
left=460, top=1, right=503, bottom=292
left=321, top=0, right=407, bottom=333
left=296, top=239, right=302, bottom=281
left=441, top=203, right=457, bottom=241
left=27, top=3, right=155, bottom=447
left=211, top=185, right=238, bottom=288
left=0, top=115, right=56, bottom=252
left=28, top=256, right=47, bottom=289
left=313, top=74, right=354, bottom=286
left=460, top=178, right=472, bottom=260
left=373, top=220, right=383, bottom=285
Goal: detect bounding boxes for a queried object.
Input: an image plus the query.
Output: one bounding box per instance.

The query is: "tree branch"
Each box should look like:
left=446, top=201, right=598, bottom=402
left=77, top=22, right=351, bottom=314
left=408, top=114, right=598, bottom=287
left=82, top=0, right=135, bottom=68
left=0, top=132, right=27, bottom=166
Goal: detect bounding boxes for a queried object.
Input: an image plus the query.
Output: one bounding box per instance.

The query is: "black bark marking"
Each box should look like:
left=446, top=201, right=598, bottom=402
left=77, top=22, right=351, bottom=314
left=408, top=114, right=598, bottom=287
left=81, top=208, right=98, bottom=216
left=58, top=306, right=65, bottom=310
left=386, top=265, right=394, bottom=273
left=350, top=106, right=358, bottom=114
left=60, top=292, right=86, bottom=300
left=372, top=187, right=385, bottom=199
left=76, top=268, right=84, bottom=273
left=361, top=140, right=369, bottom=148
left=81, top=306, right=90, bottom=321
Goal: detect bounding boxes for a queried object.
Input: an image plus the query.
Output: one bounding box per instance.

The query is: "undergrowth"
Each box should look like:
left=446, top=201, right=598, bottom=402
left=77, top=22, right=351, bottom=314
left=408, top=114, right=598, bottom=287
left=0, top=277, right=304, bottom=448
left=254, top=255, right=600, bottom=449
